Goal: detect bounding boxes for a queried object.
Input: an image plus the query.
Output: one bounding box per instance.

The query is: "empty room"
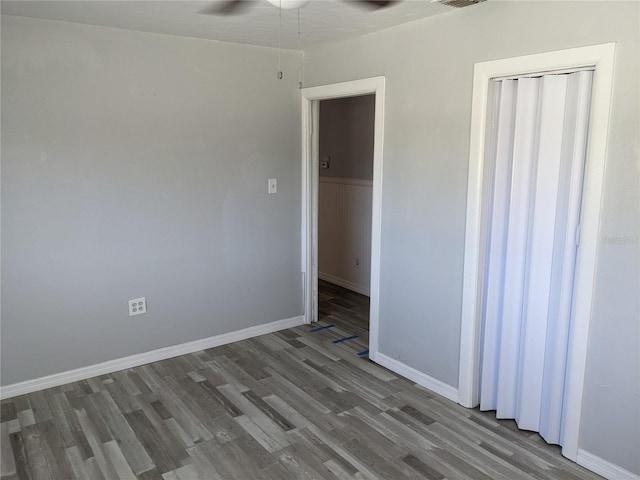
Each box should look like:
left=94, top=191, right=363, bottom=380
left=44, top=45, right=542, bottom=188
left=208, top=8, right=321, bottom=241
left=1, top=1, right=638, bottom=479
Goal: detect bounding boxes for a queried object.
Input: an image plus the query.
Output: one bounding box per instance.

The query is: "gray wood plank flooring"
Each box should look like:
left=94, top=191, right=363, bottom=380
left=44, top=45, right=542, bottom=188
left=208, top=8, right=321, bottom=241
left=1, top=281, right=603, bottom=479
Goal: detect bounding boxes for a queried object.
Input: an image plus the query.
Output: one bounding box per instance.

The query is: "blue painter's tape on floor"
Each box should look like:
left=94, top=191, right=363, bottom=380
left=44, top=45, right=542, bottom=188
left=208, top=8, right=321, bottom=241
left=310, top=324, right=335, bottom=333
left=332, top=335, right=359, bottom=344
left=357, top=349, right=369, bottom=357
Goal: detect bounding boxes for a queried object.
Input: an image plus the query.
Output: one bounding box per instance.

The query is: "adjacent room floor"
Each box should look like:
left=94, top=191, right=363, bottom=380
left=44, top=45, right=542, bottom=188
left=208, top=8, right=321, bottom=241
left=0, top=281, right=603, bottom=479
left=318, top=279, right=370, bottom=348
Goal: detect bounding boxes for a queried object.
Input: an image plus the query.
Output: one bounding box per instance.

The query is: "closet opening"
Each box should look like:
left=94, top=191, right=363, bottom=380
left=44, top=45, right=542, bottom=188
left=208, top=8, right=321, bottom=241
left=458, top=44, right=616, bottom=462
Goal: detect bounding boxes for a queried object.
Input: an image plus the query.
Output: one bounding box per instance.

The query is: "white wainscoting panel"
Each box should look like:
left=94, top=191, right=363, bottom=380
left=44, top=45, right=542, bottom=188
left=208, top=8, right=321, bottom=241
left=319, top=177, right=372, bottom=296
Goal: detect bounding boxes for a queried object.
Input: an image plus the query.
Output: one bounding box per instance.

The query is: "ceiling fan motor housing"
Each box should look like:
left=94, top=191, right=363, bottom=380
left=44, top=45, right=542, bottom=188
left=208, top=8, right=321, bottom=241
left=266, top=0, right=311, bottom=9
left=439, top=0, right=486, bottom=8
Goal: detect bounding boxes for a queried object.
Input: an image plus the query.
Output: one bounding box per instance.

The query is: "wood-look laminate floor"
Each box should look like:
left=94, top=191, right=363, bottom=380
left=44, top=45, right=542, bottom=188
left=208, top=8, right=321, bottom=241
left=318, top=279, right=370, bottom=347
left=1, top=282, right=603, bottom=480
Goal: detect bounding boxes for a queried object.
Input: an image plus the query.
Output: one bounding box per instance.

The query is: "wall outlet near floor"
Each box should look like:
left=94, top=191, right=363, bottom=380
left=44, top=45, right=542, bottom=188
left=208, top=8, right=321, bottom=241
left=128, top=297, right=147, bottom=316
left=355, top=258, right=360, bottom=268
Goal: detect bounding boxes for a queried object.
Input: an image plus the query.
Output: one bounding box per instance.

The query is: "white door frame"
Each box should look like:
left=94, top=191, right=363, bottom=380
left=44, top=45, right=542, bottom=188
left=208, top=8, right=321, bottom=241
left=301, top=76, right=385, bottom=360
left=458, top=44, right=616, bottom=461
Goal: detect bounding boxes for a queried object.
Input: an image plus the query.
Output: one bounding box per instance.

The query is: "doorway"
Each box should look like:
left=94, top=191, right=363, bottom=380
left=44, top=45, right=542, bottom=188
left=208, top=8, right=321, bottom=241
left=458, top=44, right=616, bottom=462
left=301, top=77, right=385, bottom=361
left=317, top=95, right=375, bottom=348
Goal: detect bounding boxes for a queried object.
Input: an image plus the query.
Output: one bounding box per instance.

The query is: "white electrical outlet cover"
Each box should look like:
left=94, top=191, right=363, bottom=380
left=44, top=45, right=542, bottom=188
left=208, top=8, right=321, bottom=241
left=128, top=297, right=147, bottom=316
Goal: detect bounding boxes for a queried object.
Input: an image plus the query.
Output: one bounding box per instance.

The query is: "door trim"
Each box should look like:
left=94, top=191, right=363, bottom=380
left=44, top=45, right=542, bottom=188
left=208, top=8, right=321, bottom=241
left=301, top=76, right=385, bottom=361
left=458, top=44, right=616, bottom=461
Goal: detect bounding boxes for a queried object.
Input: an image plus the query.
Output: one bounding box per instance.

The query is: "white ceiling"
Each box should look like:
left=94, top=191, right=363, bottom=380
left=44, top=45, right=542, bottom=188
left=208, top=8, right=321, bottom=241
left=1, top=0, right=459, bottom=50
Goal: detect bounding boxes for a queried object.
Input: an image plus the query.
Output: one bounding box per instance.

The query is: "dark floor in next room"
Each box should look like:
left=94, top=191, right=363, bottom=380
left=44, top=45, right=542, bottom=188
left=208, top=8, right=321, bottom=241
left=0, top=281, right=602, bottom=479
left=318, top=279, right=370, bottom=346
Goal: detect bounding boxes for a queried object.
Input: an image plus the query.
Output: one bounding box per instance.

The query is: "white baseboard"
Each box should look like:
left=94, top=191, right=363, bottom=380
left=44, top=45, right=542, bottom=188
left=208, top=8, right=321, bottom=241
left=372, top=352, right=458, bottom=403
left=577, top=449, right=639, bottom=480
left=319, top=272, right=370, bottom=297
left=0, top=316, right=304, bottom=399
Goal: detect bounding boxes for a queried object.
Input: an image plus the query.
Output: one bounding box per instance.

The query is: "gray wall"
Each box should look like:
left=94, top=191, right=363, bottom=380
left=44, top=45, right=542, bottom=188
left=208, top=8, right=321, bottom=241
left=304, top=1, right=639, bottom=474
left=1, top=16, right=303, bottom=385
left=319, top=95, right=374, bottom=180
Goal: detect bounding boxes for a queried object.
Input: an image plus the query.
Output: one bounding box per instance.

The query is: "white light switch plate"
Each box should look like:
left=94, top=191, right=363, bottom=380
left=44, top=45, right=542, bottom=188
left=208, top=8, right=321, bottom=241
left=268, top=178, right=278, bottom=194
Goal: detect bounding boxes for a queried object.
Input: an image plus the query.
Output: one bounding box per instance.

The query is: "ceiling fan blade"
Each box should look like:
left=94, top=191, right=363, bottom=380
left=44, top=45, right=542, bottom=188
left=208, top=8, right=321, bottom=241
left=349, top=0, right=399, bottom=10
left=200, top=1, right=253, bottom=16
